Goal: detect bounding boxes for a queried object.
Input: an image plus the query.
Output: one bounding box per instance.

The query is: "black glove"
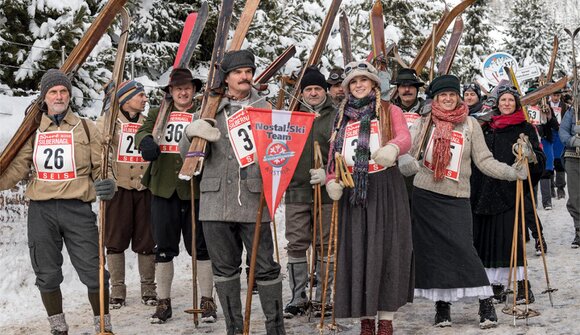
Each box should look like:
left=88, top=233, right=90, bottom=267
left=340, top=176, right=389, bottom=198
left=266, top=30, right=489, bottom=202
left=140, top=135, right=161, bottom=161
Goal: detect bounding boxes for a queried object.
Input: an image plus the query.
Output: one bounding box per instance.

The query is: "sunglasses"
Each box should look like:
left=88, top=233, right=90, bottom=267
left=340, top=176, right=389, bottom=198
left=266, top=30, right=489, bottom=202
left=345, top=63, right=369, bottom=75
left=329, top=72, right=346, bottom=81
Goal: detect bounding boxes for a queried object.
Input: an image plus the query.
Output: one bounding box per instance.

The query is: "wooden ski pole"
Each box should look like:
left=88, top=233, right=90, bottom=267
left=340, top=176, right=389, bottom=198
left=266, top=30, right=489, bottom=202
left=243, top=192, right=266, bottom=335
left=184, top=180, right=202, bottom=325
left=272, top=217, right=280, bottom=264
left=308, top=141, right=324, bottom=320
left=330, top=189, right=339, bottom=330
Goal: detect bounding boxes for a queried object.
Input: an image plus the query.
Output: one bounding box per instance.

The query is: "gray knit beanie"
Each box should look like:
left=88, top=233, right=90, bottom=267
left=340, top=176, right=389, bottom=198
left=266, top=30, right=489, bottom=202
left=221, top=50, right=256, bottom=75
left=40, top=69, right=72, bottom=99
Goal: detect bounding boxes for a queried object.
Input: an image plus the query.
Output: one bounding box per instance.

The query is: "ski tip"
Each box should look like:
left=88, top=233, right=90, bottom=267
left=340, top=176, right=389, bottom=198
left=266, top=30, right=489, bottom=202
left=178, top=174, right=192, bottom=181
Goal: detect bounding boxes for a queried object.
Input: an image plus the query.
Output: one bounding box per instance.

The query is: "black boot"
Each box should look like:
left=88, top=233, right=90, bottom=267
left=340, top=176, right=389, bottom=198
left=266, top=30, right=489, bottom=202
left=257, top=278, right=286, bottom=335
left=572, top=229, right=580, bottom=249
left=434, top=301, right=451, bottom=327
left=491, top=284, right=506, bottom=303
left=150, top=298, right=172, bottom=323
left=215, top=277, right=244, bottom=335
left=478, top=298, right=498, bottom=329
left=516, top=280, right=535, bottom=304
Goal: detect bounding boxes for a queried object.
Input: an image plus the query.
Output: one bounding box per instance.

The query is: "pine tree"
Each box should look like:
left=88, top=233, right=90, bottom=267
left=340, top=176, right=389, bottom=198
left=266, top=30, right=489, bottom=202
left=503, top=0, right=557, bottom=70
left=452, top=0, right=494, bottom=82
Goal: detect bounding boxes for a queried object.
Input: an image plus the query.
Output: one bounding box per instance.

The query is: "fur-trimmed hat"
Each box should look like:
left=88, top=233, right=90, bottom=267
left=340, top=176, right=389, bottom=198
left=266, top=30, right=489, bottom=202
left=300, top=66, right=327, bottom=91
left=326, top=67, right=345, bottom=85
left=40, top=69, right=72, bottom=99
left=342, top=61, right=380, bottom=93
left=164, top=68, right=203, bottom=92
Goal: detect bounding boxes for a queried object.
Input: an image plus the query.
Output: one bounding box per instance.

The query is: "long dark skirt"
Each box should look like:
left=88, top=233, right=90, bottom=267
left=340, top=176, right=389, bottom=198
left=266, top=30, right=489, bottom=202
left=413, top=187, right=489, bottom=290
left=334, top=167, right=414, bottom=318
left=473, top=208, right=525, bottom=269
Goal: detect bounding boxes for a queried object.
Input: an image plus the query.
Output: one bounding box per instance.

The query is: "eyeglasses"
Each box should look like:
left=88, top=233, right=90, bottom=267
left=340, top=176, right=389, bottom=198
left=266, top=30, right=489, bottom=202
left=329, top=72, right=346, bottom=81
left=345, top=62, right=369, bottom=75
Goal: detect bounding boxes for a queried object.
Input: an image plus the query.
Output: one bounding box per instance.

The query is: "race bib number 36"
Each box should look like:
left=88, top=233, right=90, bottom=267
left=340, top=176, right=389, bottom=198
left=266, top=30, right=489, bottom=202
left=159, top=112, right=193, bottom=153
left=33, top=131, right=77, bottom=181
left=117, top=122, right=146, bottom=163
left=227, top=109, right=256, bottom=167
left=423, top=129, right=464, bottom=181
left=342, top=120, right=385, bottom=174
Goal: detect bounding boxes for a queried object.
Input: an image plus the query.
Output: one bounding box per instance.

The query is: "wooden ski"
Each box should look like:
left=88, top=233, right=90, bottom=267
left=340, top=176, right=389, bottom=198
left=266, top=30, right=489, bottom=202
left=97, top=7, right=131, bottom=335
left=437, top=15, right=464, bottom=75
left=287, top=0, right=342, bottom=111
left=410, top=0, right=475, bottom=73
left=0, top=0, right=128, bottom=175
left=179, top=0, right=260, bottom=179
left=151, top=2, right=210, bottom=144
left=370, top=0, right=387, bottom=64
left=521, top=76, right=569, bottom=107
left=254, top=45, right=297, bottom=90
left=564, top=27, right=580, bottom=129
left=546, top=35, right=559, bottom=82
left=339, top=10, right=353, bottom=66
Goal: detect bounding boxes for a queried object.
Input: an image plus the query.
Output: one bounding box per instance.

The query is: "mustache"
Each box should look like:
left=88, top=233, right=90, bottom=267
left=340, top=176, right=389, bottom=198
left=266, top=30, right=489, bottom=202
left=238, top=79, right=252, bottom=85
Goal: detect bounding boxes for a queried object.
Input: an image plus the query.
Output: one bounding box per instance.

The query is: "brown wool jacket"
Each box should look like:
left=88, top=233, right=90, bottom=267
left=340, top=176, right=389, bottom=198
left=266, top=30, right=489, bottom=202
left=0, top=109, right=102, bottom=202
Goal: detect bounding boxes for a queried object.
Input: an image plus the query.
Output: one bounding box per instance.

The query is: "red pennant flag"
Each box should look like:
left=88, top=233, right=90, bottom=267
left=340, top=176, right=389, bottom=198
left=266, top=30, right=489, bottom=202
left=247, top=107, right=315, bottom=216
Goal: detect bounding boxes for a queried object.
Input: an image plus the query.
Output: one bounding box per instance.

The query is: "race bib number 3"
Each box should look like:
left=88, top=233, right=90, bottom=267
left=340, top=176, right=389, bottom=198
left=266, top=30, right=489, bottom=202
left=342, top=120, right=385, bottom=174
left=527, top=106, right=541, bottom=125
left=423, top=129, right=464, bottom=181
left=227, top=109, right=256, bottom=167
left=33, top=131, right=77, bottom=181
left=159, top=112, right=193, bottom=153
left=117, top=122, right=146, bottom=163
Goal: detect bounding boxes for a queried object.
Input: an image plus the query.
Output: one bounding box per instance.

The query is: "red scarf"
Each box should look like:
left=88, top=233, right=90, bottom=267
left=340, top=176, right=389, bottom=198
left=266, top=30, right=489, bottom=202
left=430, top=101, right=469, bottom=181
left=489, top=109, right=526, bottom=129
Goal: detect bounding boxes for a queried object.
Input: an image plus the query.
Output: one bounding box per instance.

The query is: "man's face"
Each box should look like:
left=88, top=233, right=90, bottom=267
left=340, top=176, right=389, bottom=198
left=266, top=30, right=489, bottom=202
left=550, top=93, right=561, bottom=103
left=463, top=90, right=479, bottom=107
left=397, top=84, right=418, bottom=107
left=169, top=82, right=195, bottom=109
left=302, top=85, right=326, bottom=106
left=124, top=91, right=148, bottom=113
left=44, top=85, right=70, bottom=115
left=329, top=83, right=345, bottom=101
left=225, top=67, right=254, bottom=94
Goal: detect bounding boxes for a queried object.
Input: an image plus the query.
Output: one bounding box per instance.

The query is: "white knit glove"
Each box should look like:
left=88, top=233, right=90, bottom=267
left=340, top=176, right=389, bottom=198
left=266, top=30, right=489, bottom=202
left=398, top=154, right=420, bottom=177
left=371, top=143, right=399, bottom=168
left=510, top=162, right=528, bottom=181
left=325, top=180, right=344, bottom=201
left=309, top=168, right=326, bottom=185
left=185, top=118, right=221, bottom=142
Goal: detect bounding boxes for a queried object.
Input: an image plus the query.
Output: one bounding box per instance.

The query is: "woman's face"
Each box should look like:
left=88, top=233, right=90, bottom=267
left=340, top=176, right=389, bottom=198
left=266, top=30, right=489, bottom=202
left=435, top=91, right=459, bottom=111
left=348, top=75, right=375, bottom=99
left=498, top=93, right=517, bottom=115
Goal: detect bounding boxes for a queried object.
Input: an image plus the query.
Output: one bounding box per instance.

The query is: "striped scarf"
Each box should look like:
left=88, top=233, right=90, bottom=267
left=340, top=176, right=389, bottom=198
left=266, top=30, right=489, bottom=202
left=328, top=90, right=376, bottom=206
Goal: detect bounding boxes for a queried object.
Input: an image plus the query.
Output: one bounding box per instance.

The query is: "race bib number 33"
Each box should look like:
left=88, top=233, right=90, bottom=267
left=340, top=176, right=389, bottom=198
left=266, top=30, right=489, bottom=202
left=159, top=112, right=193, bottom=153
left=33, top=131, right=77, bottom=181
left=227, top=109, right=256, bottom=167
left=342, top=120, right=385, bottom=174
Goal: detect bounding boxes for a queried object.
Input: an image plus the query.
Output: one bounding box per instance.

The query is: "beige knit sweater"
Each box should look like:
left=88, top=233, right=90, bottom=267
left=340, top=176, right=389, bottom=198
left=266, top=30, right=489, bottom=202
left=410, top=115, right=518, bottom=198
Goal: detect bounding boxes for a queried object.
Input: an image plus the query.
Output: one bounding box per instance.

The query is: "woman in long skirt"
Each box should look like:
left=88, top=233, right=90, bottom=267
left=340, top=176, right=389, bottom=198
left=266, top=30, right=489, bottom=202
left=403, top=75, right=528, bottom=329
left=325, top=61, right=413, bottom=335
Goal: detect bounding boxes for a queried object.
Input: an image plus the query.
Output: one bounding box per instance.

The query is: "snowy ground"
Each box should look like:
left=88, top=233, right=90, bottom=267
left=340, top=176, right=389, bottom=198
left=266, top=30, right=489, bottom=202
left=0, top=191, right=579, bottom=335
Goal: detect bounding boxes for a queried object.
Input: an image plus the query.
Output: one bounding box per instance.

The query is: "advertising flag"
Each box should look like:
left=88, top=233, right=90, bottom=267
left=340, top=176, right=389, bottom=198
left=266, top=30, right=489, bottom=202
left=247, top=107, right=315, bottom=216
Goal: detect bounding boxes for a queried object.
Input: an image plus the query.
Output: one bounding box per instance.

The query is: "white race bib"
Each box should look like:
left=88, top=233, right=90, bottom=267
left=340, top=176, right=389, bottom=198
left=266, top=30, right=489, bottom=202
left=341, top=119, right=385, bottom=174
left=527, top=106, right=541, bottom=125
left=227, top=108, right=256, bottom=167
left=423, top=128, right=464, bottom=181
left=159, top=112, right=193, bottom=153
left=117, top=122, right=146, bottom=163
left=33, top=130, right=77, bottom=181
left=403, top=112, right=421, bottom=129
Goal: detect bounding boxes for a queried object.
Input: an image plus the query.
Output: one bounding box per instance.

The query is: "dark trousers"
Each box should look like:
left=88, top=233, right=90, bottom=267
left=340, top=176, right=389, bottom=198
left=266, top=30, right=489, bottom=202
left=105, top=188, right=155, bottom=254
left=28, top=199, right=108, bottom=293
left=203, top=221, right=280, bottom=282
left=151, top=192, right=208, bottom=262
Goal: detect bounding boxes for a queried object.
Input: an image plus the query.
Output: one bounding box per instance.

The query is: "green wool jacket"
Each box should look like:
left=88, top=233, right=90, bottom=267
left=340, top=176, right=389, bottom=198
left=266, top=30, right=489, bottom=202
left=135, top=103, right=199, bottom=200
left=285, top=96, right=337, bottom=205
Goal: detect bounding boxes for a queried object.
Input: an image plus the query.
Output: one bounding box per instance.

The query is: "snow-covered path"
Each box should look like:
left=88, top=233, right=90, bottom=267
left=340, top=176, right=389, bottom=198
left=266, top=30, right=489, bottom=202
left=1, top=192, right=579, bottom=334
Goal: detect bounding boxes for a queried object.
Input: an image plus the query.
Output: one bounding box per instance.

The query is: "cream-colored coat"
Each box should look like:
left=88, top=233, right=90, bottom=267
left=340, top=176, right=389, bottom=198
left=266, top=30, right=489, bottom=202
left=97, top=112, right=149, bottom=191
left=0, top=109, right=102, bottom=202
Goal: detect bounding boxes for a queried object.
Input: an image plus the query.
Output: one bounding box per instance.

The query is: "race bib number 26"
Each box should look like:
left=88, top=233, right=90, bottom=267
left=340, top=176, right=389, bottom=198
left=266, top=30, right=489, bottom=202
left=33, top=131, right=77, bottom=181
